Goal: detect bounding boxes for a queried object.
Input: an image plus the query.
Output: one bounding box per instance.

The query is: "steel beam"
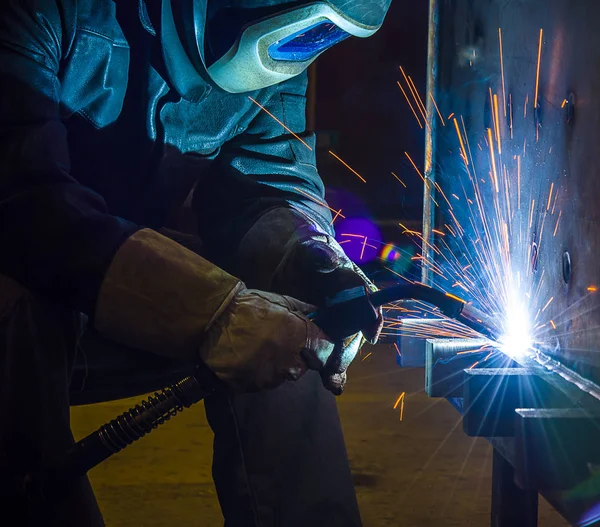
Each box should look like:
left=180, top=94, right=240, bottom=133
left=491, top=448, right=538, bottom=527
left=514, top=408, right=600, bottom=490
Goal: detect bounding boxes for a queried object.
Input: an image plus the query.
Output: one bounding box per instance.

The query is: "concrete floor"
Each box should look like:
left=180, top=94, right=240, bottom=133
left=71, top=345, right=569, bottom=526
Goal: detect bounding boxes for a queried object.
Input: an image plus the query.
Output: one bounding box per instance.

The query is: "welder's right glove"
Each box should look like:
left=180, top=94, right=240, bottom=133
left=93, top=228, right=334, bottom=392
left=199, top=288, right=335, bottom=391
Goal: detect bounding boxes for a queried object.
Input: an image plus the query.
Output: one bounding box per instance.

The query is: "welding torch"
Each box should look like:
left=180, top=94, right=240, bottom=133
left=23, top=282, right=499, bottom=500
left=309, top=282, right=501, bottom=343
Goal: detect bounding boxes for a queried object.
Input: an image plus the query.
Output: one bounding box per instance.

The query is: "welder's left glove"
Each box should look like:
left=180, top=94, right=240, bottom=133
left=236, top=208, right=383, bottom=395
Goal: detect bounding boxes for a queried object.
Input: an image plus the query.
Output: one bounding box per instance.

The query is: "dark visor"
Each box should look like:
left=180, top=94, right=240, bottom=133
left=268, top=21, right=350, bottom=62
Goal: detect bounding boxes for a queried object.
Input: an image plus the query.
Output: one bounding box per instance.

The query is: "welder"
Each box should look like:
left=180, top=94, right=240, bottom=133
left=0, top=0, right=391, bottom=525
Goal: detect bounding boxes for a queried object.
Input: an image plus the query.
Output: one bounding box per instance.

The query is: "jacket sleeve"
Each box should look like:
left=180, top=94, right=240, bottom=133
left=0, top=0, right=140, bottom=313
left=0, top=1, right=242, bottom=356
left=192, top=72, right=334, bottom=275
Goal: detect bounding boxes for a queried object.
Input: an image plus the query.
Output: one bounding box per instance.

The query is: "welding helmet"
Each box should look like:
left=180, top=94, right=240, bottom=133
left=160, top=0, right=391, bottom=96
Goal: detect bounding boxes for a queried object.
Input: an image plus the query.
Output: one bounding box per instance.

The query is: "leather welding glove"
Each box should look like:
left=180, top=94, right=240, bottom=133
left=93, top=228, right=334, bottom=392
left=199, top=288, right=335, bottom=391
left=236, top=208, right=383, bottom=395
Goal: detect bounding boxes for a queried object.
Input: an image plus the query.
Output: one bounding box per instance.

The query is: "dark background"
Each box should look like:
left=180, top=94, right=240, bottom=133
left=315, top=1, right=429, bottom=226
left=311, top=1, right=430, bottom=274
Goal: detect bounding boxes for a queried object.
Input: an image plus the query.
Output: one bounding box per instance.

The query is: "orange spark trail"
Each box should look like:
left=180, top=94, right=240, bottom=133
left=360, top=236, right=368, bottom=259
left=529, top=199, right=535, bottom=230
left=391, top=171, right=407, bottom=187
left=534, top=29, right=543, bottom=108
left=487, top=128, right=499, bottom=192
left=248, top=96, right=312, bottom=150
left=330, top=209, right=343, bottom=225
left=454, top=118, right=468, bottom=166
left=408, top=75, right=428, bottom=118
left=588, top=286, right=598, bottom=292
left=429, top=93, right=445, bottom=126
left=547, top=182, right=554, bottom=210
left=499, top=28, right=507, bottom=117
left=494, top=94, right=502, bottom=154
left=553, top=210, right=562, bottom=236
left=517, top=156, right=521, bottom=209
left=293, top=187, right=346, bottom=217
left=400, top=66, right=429, bottom=128
left=405, top=152, right=425, bottom=181
left=329, top=151, right=367, bottom=183
left=509, top=93, right=513, bottom=138
left=397, top=81, right=423, bottom=129
left=393, top=392, right=406, bottom=421
left=550, top=320, right=557, bottom=329
left=542, top=296, right=554, bottom=312
left=361, top=352, right=373, bottom=362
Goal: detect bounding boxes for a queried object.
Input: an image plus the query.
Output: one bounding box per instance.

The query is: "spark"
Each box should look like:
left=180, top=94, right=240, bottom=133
left=550, top=320, right=557, bottom=330
left=561, top=98, right=568, bottom=108
left=542, top=296, right=554, bottom=312
left=509, top=93, right=513, bottom=138
left=588, top=286, right=598, bottom=292
left=487, top=128, right=499, bottom=192
left=405, top=152, right=425, bottom=181
left=394, top=342, right=401, bottom=357
left=499, top=28, right=507, bottom=117
left=393, top=392, right=406, bottom=421
left=397, top=81, right=423, bottom=128
left=447, top=112, right=455, bottom=120
left=361, top=352, right=373, bottom=362
left=293, top=187, right=346, bottom=217
left=360, top=236, right=368, bottom=259
left=408, top=75, right=428, bottom=119
left=494, top=93, right=502, bottom=154
left=534, top=29, right=543, bottom=108
left=391, top=171, right=407, bottom=187
left=454, top=118, right=469, bottom=166
left=547, top=182, right=554, bottom=210
left=429, top=93, right=445, bottom=126
left=553, top=210, right=562, bottom=236
left=330, top=209, right=343, bottom=225
left=517, top=156, right=521, bottom=209
left=329, top=151, right=367, bottom=183
left=248, top=96, right=312, bottom=150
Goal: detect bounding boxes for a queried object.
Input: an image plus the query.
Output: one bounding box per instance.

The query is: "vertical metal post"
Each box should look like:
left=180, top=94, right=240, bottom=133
left=422, top=0, right=440, bottom=285
left=491, top=449, right=538, bottom=527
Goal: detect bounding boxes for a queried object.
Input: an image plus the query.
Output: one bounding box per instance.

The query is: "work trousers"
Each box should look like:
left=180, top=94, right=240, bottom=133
left=0, top=274, right=362, bottom=526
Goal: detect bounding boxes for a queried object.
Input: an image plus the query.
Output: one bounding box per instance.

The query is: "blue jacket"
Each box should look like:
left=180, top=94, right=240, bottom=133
left=0, top=0, right=333, bottom=315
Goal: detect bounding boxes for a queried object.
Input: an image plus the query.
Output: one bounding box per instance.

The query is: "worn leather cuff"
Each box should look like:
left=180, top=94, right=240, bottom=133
left=94, top=228, right=243, bottom=361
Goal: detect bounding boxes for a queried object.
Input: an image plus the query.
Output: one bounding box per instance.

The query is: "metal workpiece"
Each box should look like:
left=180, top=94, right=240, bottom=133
left=514, top=408, right=600, bottom=491
left=462, top=368, right=563, bottom=438
left=424, top=338, right=508, bottom=397
left=429, top=0, right=600, bottom=385
left=491, top=449, right=539, bottom=527
left=396, top=318, right=443, bottom=367
left=424, top=1, right=600, bottom=522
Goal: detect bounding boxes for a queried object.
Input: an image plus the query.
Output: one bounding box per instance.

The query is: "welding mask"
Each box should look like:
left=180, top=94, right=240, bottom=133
left=159, top=0, right=391, bottom=96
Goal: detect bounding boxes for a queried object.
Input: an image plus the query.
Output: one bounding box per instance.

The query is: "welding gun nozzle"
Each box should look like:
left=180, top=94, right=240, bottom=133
left=456, top=303, right=501, bottom=342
